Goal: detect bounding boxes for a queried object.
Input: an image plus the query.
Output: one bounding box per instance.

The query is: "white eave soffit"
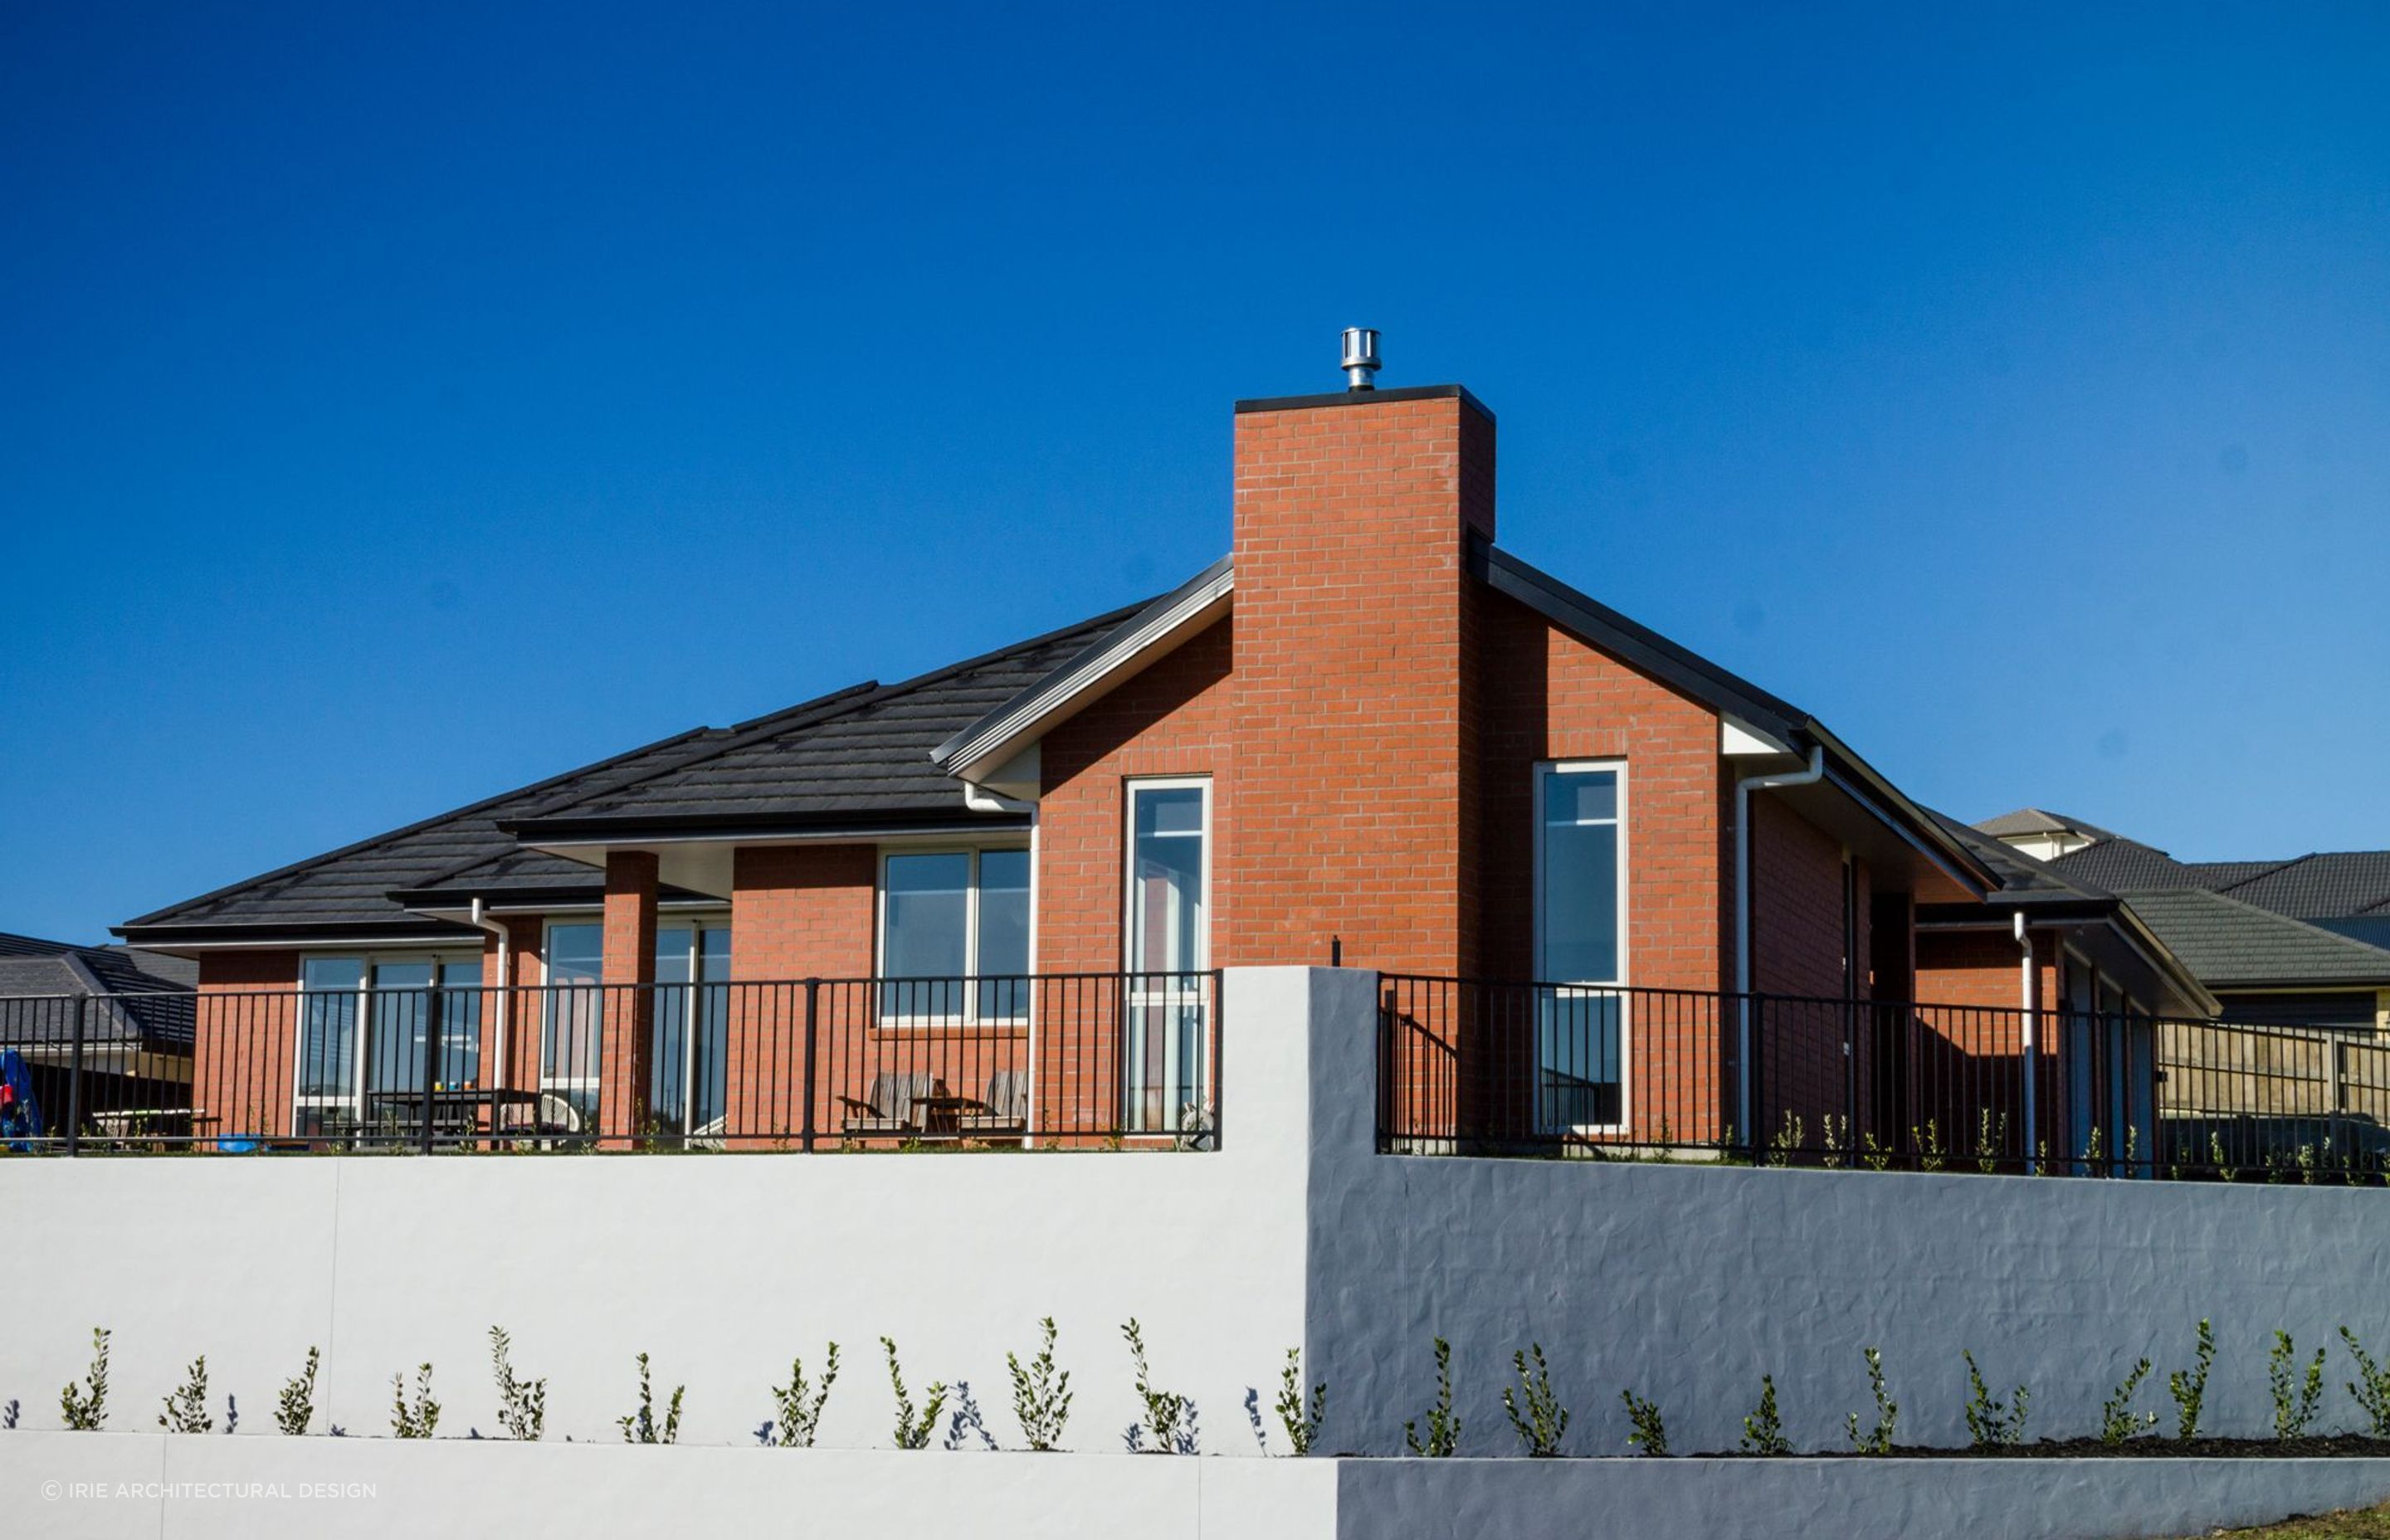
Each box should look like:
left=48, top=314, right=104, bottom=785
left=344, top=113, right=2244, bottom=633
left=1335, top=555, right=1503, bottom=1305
left=1721, top=716, right=1797, bottom=758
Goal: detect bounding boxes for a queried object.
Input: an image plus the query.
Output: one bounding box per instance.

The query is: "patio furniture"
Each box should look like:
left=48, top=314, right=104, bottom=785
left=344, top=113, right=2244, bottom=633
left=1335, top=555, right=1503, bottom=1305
left=956, top=1069, right=1030, bottom=1140
left=838, top=1073, right=940, bottom=1138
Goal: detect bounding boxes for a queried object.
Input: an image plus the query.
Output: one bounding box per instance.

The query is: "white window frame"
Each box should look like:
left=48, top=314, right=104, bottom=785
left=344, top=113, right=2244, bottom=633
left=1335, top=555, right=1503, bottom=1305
left=874, top=844, right=1034, bottom=1027
left=1531, top=758, right=1631, bottom=1133
left=289, top=950, right=485, bottom=1136
left=648, top=914, right=733, bottom=1136
left=539, top=919, right=607, bottom=1109
left=1122, top=776, right=1214, bottom=1134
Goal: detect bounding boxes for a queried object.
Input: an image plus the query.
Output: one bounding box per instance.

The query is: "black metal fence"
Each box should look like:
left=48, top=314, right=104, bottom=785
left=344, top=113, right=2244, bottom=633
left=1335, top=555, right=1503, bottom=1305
left=0, top=972, right=1220, bottom=1154
left=1378, top=974, right=2390, bottom=1182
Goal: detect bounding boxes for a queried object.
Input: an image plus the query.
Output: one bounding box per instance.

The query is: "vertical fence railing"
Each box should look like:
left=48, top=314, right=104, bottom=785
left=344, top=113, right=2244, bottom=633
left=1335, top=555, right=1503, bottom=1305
left=1375, top=975, right=2390, bottom=1183
left=0, top=972, right=1220, bottom=1156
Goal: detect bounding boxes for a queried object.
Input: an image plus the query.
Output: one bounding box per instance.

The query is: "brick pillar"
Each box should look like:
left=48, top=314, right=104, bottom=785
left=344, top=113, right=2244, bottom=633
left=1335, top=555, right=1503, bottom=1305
left=600, top=850, right=659, bottom=1143
left=1226, top=385, right=1495, bottom=977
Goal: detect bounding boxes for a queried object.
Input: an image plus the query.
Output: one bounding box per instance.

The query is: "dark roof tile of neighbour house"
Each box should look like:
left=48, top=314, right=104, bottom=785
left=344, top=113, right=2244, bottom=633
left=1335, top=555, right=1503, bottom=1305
left=117, top=605, right=1144, bottom=943
left=2216, top=852, right=2390, bottom=920
left=1927, top=814, right=2113, bottom=904
left=2111, top=890, right=2390, bottom=991
left=2046, top=837, right=2288, bottom=897
left=0, top=933, right=195, bottom=1047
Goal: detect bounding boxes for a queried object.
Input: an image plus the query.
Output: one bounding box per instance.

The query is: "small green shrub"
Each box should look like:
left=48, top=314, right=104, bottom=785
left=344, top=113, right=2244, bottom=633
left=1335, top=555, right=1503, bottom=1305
left=1974, top=1111, right=2007, bottom=1173
left=276, top=1348, right=320, bottom=1436
left=1914, top=1118, right=1945, bottom=1173
left=1402, top=1338, right=1458, bottom=1457
left=60, top=1328, right=110, bottom=1431
left=617, top=1352, right=684, bottom=1445
left=2343, top=1328, right=2390, bottom=1437
left=2270, top=1331, right=2325, bottom=1440
left=2169, top=1319, right=2216, bottom=1438
left=489, top=1327, right=546, bottom=1442
left=391, top=1364, right=440, bottom=1440
left=1767, top=1113, right=1803, bottom=1167
left=1500, top=1343, right=1568, bottom=1457
left=1275, top=1348, right=1326, bottom=1455
left=1740, top=1375, right=1789, bottom=1455
left=1120, top=1318, right=1191, bottom=1455
left=159, top=1355, right=212, bottom=1435
left=1620, top=1389, right=1668, bottom=1456
left=1961, top=1352, right=2027, bottom=1450
left=769, top=1343, right=840, bottom=1449
left=882, top=1337, right=947, bottom=1450
left=999, top=1317, right=1072, bottom=1452
left=1847, top=1347, right=1897, bottom=1455
left=2100, top=1359, right=2158, bottom=1445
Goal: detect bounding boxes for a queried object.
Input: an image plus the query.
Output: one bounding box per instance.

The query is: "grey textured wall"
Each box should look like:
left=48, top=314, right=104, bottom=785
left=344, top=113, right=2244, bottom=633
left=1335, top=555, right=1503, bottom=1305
left=1300, top=967, right=2390, bottom=1456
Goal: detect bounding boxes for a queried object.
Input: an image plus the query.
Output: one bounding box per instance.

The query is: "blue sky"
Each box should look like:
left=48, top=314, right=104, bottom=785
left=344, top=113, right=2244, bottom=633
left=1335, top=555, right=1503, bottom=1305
left=3, top=2, right=2386, bottom=943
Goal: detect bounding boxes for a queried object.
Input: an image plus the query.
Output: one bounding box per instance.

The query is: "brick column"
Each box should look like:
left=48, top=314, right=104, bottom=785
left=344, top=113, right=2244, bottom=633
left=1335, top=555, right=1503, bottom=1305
left=600, top=850, right=659, bottom=1143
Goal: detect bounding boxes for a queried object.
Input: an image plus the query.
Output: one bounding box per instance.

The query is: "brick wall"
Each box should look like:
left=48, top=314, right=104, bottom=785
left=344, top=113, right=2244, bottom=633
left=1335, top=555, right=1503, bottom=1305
left=722, top=844, right=876, bottom=1143
left=1225, top=392, right=1495, bottom=976
left=193, top=950, right=300, bottom=1139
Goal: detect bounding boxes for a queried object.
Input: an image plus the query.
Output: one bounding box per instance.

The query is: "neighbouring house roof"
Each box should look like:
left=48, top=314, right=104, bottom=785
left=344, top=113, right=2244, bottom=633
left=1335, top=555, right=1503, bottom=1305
left=0, top=933, right=196, bottom=1049
left=116, top=606, right=1142, bottom=946
left=2112, top=890, right=2390, bottom=992
left=1973, top=807, right=2118, bottom=842
left=2045, top=836, right=2288, bottom=897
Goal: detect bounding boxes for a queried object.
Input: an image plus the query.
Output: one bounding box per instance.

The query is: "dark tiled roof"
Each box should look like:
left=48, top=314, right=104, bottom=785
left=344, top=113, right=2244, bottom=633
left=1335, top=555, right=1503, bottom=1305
left=116, top=724, right=743, bottom=937
left=1973, top=807, right=2118, bottom=841
left=1928, top=814, right=2112, bottom=902
left=2217, top=852, right=2390, bottom=920
left=2048, top=837, right=2286, bottom=895
left=120, top=603, right=1144, bottom=939
left=0, top=933, right=194, bottom=1048
left=513, top=607, right=1139, bottom=830
left=2118, top=889, right=2390, bottom=989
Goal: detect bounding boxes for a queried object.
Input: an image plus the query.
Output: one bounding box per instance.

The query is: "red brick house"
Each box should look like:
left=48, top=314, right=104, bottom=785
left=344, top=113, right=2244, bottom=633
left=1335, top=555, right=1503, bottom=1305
left=110, top=353, right=2219, bottom=1162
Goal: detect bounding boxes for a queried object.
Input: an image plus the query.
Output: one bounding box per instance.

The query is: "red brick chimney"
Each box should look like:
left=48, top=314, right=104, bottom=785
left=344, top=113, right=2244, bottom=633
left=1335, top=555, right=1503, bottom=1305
left=1226, top=368, right=1497, bottom=976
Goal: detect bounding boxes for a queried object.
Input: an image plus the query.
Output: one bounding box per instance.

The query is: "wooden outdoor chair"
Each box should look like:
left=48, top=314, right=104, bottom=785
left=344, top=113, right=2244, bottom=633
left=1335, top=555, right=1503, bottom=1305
left=838, top=1072, right=939, bottom=1138
left=956, top=1069, right=1030, bottom=1141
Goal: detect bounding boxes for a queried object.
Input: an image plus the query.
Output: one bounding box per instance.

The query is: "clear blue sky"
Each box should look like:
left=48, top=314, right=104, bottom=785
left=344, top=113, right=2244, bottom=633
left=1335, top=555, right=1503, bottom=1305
left=3, top=2, right=2386, bottom=944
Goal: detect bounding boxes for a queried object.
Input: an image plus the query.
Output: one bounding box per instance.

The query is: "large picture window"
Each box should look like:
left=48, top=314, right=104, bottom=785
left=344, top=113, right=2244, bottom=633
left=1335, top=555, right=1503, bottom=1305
left=878, top=847, right=1032, bottom=1023
left=1533, top=762, right=1627, bottom=1131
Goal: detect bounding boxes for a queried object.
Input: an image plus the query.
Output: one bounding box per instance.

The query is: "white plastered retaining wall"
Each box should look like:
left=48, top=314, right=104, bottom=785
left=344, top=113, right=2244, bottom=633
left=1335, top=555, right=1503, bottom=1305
left=1298, top=967, right=2390, bottom=1455
left=0, top=968, right=1319, bottom=1451
left=7, top=1435, right=2390, bottom=1540
left=8, top=966, right=2390, bottom=1486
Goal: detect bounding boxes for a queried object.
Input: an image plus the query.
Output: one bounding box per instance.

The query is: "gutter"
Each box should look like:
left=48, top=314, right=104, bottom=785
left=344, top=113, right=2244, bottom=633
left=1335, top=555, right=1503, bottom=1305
left=1735, top=746, right=1826, bottom=1139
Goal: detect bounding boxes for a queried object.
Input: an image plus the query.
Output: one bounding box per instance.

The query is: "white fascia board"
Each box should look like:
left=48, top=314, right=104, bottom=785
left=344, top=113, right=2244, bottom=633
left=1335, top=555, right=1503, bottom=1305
left=941, top=566, right=1233, bottom=784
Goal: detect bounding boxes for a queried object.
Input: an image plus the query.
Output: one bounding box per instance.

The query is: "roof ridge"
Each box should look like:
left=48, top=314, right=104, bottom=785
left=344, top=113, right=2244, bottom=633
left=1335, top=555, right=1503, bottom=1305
left=2212, top=852, right=2312, bottom=893
left=116, top=721, right=724, bottom=930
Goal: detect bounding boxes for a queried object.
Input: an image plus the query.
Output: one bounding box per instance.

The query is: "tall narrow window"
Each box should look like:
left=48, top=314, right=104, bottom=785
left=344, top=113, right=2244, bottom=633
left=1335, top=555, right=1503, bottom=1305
left=1125, top=779, right=1211, bottom=1133
left=1534, top=763, right=1626, bottom=1130
left=542, top=922, right=604, bottom=1119
left=878, top=848, right=1032, bottom=1023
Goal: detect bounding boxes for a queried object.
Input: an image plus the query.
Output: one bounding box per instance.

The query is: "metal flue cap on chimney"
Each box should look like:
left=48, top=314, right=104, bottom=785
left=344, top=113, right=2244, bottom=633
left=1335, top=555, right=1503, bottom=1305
left=1340, top=327, right=1380, bottom=390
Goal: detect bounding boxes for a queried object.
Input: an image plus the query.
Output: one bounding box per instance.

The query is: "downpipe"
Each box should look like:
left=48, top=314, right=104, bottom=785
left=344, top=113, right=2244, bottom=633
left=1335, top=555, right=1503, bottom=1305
left=1735, top=746, right=1826, bottom=1145
left=466, top=899, right=510, bottom=1094
left=2016, top=909, right=2038, bottom=1172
